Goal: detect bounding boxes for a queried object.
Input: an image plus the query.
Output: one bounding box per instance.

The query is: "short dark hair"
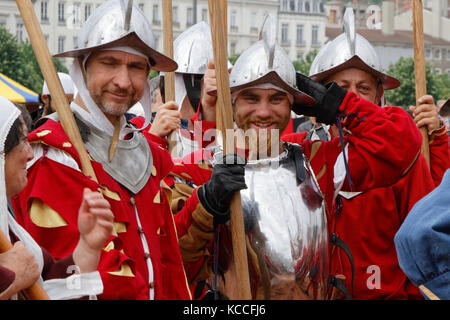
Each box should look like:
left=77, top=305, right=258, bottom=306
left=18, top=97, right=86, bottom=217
left=4, top=104, right=30, bottom=155
left=4, top=116, right=26, bottom=155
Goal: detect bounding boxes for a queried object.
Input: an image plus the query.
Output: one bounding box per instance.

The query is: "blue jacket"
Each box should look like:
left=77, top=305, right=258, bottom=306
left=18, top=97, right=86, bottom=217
left=394, top=169, right=450, bottom=300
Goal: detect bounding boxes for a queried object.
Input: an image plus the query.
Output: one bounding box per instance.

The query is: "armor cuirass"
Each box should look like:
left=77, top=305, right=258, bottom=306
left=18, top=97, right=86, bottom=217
left=218, top=151, right=329, bottom=300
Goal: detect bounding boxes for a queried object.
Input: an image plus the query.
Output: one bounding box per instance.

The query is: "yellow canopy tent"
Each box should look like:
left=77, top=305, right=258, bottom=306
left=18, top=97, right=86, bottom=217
left=0, top=72, right=39, bottom=104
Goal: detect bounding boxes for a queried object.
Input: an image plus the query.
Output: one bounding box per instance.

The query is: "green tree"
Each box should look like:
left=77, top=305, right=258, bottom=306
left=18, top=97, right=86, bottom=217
left=293, top=49, right=318, bottom=75
left=0, top=26, right=24, bottom=80
left=384, top=57, right=450, bottom=108
left=228, top=54, right=240, bottom=65
left=0, top=26, right=68, bottom=93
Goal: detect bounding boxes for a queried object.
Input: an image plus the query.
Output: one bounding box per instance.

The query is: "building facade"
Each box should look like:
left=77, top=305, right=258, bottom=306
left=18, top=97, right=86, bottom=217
left=0, top=0, right=326, bottom=67
left=278, top=0, right=327, bottom=61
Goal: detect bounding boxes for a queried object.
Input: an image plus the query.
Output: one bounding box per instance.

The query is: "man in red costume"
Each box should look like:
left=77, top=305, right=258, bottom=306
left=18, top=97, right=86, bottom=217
left=12, top=0, right=191, bottom=300
left=165, top=15, right=424, bottom=300
left=285, top=8, right=450, bottom=299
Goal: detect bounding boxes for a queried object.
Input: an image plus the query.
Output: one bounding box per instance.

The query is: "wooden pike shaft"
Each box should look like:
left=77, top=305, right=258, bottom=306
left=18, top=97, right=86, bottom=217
left=11, top=0, right=105, bottom=300
left=0, top=228, right=50, bottom=300
left=162, top=0, right=177, bottom=155
left=412, top=0, right=430, bottom=168
left=15, top=0, right=98, bottom=182
left=208, top=0, right=252, bottom=300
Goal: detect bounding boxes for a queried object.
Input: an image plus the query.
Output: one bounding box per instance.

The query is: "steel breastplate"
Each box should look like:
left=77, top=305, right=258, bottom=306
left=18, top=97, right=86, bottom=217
left=220, top=152, right=329, bottom=300
left=82, top=120, right=153, bottom=195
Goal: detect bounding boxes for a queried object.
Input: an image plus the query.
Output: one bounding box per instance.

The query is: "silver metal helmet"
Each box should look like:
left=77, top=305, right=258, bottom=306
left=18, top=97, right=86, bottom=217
left=309, top=7, right=400, bottom=90
left=173, top=21, right=213, bottom=75
left=55, top=0, right=177, bottom=72
left=229, top=15, right=315, bottom=107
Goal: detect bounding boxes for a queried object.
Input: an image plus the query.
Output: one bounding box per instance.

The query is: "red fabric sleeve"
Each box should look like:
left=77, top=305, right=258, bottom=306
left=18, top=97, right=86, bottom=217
left=429, top=126, right=450, bottom=186
left=332, top=92, right=422, bottom=190
left=12, top=158, right=147, bottom=300
left=0, top=266, right=15, bottom=294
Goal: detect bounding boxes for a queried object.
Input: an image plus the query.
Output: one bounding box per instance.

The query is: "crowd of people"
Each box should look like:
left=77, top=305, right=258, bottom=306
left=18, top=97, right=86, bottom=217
left=1, top=0, right=449, bottom=300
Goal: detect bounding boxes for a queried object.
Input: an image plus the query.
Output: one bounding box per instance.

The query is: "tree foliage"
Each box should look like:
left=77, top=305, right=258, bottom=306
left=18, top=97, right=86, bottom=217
left=384, top=57, right=450, bottom=107
left=0, top=26, right=68, bottom=93
left=293, top=49, right=318, bottom=76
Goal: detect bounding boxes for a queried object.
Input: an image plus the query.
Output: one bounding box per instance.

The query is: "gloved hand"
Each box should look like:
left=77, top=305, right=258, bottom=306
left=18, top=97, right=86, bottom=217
left=197, top=154, right=247, bottom=225
left=293, top=72, right=348, bottom=125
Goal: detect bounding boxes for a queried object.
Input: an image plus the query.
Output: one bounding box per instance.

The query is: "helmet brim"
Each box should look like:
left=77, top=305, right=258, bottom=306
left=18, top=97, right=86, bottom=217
left=54, top=32, right=178, bottom=72
left=309, top=55, right=400, bottom=90
left=439, top=98, right=450, bottom=117
left=208, top=71, right=316, bottom=108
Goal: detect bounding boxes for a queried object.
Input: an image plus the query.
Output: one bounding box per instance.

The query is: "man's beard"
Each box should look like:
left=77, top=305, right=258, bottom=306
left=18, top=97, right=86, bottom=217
left=234, top=115, right=287, bottom=160
left=91, top=89, right=137, bottom=117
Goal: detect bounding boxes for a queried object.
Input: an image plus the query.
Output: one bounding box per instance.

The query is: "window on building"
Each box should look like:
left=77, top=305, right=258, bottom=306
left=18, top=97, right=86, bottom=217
left=281, top=0, right=288, bottom=12
left=297, top=52, right=303, bottom=61
left=290, top=0, right=296, bottom=11
left=73, top=2, right=81, bottom=25
left=313, top=0, right=319, bottom=12
left=329, top=9, right=337, bottom=24
left=58, top=2, right=65, bottom=23
left=425, top=48, right=431, bottom=59
left=281, top=24, right=289, bottom=44
left=447, top=49, right=450, bottom=60
left=231, top=42, right=236, bottom=55
left=231, top=11, right=237, bottom=28
left=201, top=8, right=208, bottom=23
left=434, top=68, right=442, bottom=74
left=447, top=69, right=450, bottom=76
left=305, top=1, right=310, bottom=12
left=297, top=0, right=304, bottom=12
left=251, top=12, right=257, bottom=31
left=433, top=48, right=441, bottom=60
left=187, top=7, right=193, bottom=26
left=58, top=36, right=65, bottom=53
left=139, top=3, right=144, bottom=11
left=312, top=25, right=319, bottom=45
left=152, top=4, right=159, bottom=24
left=0, top=18, right=7, bottom=27
left=16, top=21, right=24, bottom=43
left=84, top=3, right=91, bottom=22
left=296, top=25, right=304, bottom=45
left=41, top=1, right=49, bottom=22
left=73, top=36, right=78, bottom=49
left=173, top=6, right=179, bottom=24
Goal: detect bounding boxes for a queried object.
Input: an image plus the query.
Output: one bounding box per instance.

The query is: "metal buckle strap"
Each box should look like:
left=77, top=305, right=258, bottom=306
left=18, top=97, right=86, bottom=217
left=330, top=232, right=355, bottom=298
left=329, top=274, right=352, bottom=300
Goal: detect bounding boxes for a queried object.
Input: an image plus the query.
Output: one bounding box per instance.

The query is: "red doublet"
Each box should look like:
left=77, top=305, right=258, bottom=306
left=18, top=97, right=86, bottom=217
left=284, top=106, right=450, bottom=299
left=12, top=119, right=191, bottom=300
left=171, top=91, right=424, bottom=299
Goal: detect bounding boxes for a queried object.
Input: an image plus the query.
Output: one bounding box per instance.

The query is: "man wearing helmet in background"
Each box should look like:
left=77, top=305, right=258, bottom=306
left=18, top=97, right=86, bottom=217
left=145, top=21, right=228, bottom=159
left=288, top=8, right=450, bottom=299
left=11, top=0, right=191, bottom=300
left=169, top=15, right=423, bottom=300
left=31, top=72, right=76, bottom=127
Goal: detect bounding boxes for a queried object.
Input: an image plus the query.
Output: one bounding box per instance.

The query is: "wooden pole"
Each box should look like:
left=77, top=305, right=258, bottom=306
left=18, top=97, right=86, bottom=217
left=0, top=230, right=50, bottom=300
left=162, top=0, right=177, bottom=156
left=15, top=0, right=98, bottom=182
left=220, top=0, right=228, bottom=50
left=412, top=0, right=430, bottom=168
left=208, top=0, right=252, bottom=300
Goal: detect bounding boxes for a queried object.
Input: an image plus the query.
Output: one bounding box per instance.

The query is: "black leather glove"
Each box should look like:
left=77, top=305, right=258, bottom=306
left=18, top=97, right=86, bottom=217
left=293, top=72, right=348, bottom=125
left=197, top=154, right=247, bottom=225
